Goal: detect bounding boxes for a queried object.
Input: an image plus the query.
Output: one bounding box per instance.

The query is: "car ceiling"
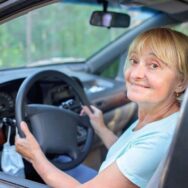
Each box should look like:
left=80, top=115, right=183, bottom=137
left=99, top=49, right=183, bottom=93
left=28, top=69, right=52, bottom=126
left=0, top=0, right=187, bottom=23
left=115, top=0, right=188, bottom=21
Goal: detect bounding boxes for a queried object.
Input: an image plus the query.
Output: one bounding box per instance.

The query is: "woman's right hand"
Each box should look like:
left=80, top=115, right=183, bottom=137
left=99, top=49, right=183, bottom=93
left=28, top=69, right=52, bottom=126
left=15, top=121, right=44, bottom=164
left=80, top=105, right=106, bottom=136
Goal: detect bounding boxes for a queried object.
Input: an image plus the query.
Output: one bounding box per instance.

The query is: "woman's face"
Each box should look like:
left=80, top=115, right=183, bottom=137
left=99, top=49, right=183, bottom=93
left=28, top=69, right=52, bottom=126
left=125, top=47, right=181, bottom=106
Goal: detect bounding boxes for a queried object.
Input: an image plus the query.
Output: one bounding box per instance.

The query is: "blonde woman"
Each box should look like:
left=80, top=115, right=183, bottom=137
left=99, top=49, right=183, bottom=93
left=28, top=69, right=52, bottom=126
left=16, top=28, right=188, bottom=188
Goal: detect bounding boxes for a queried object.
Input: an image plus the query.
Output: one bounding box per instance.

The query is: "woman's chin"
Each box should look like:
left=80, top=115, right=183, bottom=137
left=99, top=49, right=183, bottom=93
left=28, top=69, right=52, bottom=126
left=127, top=93, right=147, bottom=103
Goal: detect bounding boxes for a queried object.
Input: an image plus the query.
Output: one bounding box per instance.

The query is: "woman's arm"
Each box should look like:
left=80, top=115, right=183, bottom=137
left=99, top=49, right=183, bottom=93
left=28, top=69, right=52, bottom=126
left=33, top=155, right=138, bottom=188
left=15, top=122, right=80, bottom=188
left=81, top=106, right=118, bottom=149
left=15, top=122, right=138, bottom=188
left=32, top=152, right=80, bottom=187
left=79, top=163, right=139, bottom=188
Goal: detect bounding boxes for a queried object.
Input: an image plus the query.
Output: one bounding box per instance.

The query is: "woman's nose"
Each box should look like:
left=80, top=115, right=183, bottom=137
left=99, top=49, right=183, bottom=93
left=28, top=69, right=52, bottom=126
left=131, top=63, right=146, bottom=79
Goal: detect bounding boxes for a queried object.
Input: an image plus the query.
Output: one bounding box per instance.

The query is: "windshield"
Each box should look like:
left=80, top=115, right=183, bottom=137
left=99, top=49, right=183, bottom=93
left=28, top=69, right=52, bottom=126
left=0, top=2, right=153, bottom=70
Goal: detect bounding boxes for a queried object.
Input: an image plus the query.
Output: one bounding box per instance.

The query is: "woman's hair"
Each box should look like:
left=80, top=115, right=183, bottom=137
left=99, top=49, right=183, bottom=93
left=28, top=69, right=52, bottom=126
left=125, top=28, right=188, bottom=86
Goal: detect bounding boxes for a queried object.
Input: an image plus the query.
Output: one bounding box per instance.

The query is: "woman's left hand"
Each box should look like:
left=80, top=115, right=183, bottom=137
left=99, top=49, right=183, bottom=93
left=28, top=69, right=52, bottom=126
left=15, top=121, right=44, bottom=164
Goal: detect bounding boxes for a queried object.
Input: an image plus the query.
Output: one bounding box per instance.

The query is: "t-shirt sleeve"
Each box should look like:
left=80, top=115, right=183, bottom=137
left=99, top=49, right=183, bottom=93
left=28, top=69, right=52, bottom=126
left=116, top=132, right=172, bottom=188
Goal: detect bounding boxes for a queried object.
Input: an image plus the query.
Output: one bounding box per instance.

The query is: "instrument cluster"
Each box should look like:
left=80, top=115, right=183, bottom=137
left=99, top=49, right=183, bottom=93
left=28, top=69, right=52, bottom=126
left=0, top=92, right=14, bottom=113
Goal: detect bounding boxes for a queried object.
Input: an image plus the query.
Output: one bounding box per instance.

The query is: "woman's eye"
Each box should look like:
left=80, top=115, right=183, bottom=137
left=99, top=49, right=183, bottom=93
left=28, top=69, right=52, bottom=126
left=129, top=59, right=138, bottom=65
left=150, top=63, right=159, bottom=69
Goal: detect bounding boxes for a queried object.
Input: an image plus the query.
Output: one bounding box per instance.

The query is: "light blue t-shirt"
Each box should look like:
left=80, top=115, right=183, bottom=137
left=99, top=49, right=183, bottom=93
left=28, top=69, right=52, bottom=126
left=99, top=112, right=179, bottom=188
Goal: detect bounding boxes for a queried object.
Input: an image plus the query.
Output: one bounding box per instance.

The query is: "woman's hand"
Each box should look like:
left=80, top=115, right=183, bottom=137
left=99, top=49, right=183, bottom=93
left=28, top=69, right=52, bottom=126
left=81, top=105, right=118, bottom=149
left=16, top=122, right=80, bottom=187
left=81, top=105, right=106, bottom=136
left=15, top=121, right=44, bottom=164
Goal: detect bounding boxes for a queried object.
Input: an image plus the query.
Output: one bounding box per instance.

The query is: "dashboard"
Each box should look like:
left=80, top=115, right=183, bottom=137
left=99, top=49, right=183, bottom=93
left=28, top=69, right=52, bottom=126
left=0, top=68, right=127, bottom=117
left=0, top=76, right=89, bottom=149
left=0, top=68, right=128, bottom=147
left=0, top=78, right=82, bottom=118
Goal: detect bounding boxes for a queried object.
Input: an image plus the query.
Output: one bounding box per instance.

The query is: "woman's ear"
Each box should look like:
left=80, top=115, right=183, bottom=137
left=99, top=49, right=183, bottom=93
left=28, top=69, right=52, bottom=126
left=175, top=80, right=187, bottom=94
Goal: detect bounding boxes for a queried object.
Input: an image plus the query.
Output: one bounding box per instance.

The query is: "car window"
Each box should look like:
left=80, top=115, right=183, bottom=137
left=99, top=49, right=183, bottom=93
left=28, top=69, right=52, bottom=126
left=0, top=2, right=153, bottom=70
left=171, top=21, right=188, bottom=35
left=102, top=22, right=188, bottom=79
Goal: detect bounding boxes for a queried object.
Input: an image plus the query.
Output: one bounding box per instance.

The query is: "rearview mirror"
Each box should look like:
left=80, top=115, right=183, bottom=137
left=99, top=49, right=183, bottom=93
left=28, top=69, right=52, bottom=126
left=90, top=11, right=130, bottom=28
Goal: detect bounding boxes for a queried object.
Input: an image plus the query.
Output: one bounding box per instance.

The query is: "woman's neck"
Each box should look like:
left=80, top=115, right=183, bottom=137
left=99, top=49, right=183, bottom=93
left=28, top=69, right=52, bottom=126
left=135, top=100, right=180, bottom=131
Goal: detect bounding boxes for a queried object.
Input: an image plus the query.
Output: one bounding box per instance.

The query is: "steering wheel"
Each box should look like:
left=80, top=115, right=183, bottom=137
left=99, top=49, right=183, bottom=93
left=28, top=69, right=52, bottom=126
left=15, top=70, right=94, bottom=170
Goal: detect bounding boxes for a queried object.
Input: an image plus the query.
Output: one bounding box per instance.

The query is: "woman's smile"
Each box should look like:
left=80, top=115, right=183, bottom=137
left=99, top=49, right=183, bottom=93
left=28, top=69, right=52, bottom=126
left=130, top=82, right=150, bottom=89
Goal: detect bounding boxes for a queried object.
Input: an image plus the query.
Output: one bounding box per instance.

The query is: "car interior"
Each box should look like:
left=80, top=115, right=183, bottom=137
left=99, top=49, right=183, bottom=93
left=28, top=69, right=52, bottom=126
left=0, top=0, right=187, bottom=187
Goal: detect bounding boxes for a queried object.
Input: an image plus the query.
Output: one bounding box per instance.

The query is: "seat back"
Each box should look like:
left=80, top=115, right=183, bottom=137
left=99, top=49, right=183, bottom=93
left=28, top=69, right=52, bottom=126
left=147, top=88, right=188, bottom=188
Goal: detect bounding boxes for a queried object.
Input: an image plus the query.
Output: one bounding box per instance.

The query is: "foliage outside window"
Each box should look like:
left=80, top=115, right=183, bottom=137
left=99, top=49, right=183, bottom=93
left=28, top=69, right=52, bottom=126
left=0, top=3, right=127, bottom=69
left=0, top=2, right=152, bottom=71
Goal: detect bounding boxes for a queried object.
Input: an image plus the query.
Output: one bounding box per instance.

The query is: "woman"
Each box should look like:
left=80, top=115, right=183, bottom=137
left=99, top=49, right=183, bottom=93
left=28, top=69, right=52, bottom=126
left=15, top=28, right=188, bottom=188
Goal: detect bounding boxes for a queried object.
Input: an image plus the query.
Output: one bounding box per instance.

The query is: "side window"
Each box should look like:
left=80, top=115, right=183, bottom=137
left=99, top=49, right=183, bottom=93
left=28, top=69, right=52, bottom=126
left=170, top=22, right=188, bottom=35
left=100, top=51, right=127, bottom=80
left=101, top=21, right=188, bottom=80
left=100, top=58, right=120, bottom=78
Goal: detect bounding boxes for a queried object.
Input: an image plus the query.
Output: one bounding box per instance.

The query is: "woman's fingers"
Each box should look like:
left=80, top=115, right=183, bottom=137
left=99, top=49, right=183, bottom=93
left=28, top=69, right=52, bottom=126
left=81, top=105, right=93, bottom=117
left=15, top=121, right=42, bottom=163
left=20, top=121, right=31, bottom=137
left=90, top=105, right=98, bottom=111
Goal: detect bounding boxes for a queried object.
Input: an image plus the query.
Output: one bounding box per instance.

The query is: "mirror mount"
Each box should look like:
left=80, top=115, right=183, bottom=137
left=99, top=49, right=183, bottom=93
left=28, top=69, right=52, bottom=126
left=102, top=0, right=108, bottom=12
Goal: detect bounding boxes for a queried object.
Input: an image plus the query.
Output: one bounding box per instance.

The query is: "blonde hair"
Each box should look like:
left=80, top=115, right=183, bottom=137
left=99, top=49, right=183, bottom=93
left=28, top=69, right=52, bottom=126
left=125, top=28, right=188, bottom=85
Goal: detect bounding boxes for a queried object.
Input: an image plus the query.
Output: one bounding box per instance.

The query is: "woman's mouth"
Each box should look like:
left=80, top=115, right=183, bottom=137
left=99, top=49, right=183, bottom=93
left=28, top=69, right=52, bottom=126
left=130, top=82, right=150, bottom=88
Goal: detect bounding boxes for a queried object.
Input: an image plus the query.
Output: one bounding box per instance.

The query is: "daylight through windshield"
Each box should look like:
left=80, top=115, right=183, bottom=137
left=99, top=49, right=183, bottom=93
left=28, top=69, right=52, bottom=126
left=0, top=2, right=152, bottom=70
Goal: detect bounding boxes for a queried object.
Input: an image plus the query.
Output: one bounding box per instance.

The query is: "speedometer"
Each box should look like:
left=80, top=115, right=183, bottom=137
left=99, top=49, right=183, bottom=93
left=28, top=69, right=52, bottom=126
left=0, top=92, right=14, bottom=113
